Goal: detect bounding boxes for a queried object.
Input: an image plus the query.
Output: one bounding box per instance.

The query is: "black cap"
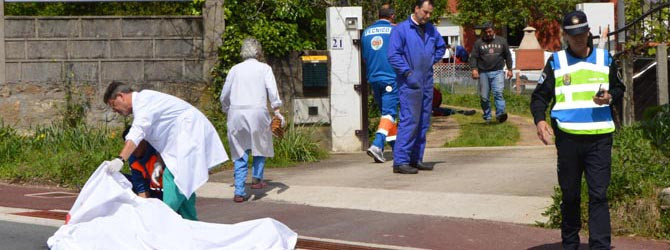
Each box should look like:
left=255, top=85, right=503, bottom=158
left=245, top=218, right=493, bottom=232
left=562, top=10, right=589, bottom=36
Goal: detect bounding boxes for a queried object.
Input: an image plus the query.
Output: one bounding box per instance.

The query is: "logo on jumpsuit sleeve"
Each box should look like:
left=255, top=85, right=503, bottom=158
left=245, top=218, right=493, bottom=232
left=371, top=36, right=384, bottom=50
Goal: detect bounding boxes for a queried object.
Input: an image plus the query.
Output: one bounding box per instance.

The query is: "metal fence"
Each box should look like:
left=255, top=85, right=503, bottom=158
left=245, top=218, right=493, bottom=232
left=433, top=63, right=478, bottom=94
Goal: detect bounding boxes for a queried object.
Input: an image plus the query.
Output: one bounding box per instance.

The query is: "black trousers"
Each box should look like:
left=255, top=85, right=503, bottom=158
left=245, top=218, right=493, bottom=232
left=555, top=132, right=613, bottom=250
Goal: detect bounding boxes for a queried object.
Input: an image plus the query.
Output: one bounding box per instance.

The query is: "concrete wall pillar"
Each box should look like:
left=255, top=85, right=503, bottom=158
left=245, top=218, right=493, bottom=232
left=202, top=0, right=224, bottom=83
left=657, top=44, right=669, bottom=105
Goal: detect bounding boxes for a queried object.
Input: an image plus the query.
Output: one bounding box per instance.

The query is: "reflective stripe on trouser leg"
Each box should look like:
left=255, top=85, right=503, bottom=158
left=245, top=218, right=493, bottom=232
left=163, top=167, right=198, bottom=221
left=376, top=115, right=397, bottom=146
left=386, top=120, right=397, bottom=142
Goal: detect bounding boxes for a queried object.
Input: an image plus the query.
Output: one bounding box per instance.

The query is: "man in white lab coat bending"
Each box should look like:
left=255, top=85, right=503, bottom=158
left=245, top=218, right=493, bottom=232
left=220, top=37, right=284, bottom=203
left=104, top=81, right=228, bottom=220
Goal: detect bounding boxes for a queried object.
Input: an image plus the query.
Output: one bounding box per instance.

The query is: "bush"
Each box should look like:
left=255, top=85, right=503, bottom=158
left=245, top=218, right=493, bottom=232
left=270, top=125, right=329, bottom=167
left=641, top=104, right=670, bottom=156
left=0, top=122, right=121, bottom=189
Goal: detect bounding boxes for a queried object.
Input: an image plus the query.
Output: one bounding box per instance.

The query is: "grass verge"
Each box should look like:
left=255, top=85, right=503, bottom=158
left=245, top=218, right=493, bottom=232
left=0, top=119, right=328, bottom=189
left=441, top=90, right=533, bottom=118
left=0, top=122, right=122, bottom=189
left=444, top=114, right=520, bottom=147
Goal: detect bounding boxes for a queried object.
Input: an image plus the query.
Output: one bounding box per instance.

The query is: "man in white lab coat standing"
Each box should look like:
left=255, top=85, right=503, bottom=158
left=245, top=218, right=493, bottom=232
left=104, top=81, right=228, bottom=220
left=220, top=37, right=284, bottom=203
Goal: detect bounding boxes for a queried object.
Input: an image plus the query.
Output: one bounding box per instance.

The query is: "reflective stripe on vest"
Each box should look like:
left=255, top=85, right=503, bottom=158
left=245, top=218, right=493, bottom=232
left=550, top=48, right=615, bottom=135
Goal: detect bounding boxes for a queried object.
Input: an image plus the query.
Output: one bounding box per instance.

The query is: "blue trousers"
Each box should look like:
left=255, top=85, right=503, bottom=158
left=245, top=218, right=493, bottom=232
left=233, top=150, right=266, bottom=196
left=478, top=70, right=506, bottom=120
left=370, top=81, right=398, bottom=149
left=393, top=78, right=432, bottom=166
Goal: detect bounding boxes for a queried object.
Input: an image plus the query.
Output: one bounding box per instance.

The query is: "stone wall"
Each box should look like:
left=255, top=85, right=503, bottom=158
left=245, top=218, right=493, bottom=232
left=267, top=50, right=329, bottom=119
left=0, top=3, right=224, bottom=128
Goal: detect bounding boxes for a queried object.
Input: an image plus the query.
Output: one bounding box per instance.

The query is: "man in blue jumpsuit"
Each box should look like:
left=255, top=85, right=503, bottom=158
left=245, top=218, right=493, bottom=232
left=362, top=6, right=397, bottom=163
left=387, top=0, right=446, bottom=174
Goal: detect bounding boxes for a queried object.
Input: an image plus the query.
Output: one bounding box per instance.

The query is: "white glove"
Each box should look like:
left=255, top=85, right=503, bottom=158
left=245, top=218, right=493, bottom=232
left=107, top=158, right=124, bottom=173
left=151, top=161, right=163, bottom=186
left=274, top=110, right=286, bottom=127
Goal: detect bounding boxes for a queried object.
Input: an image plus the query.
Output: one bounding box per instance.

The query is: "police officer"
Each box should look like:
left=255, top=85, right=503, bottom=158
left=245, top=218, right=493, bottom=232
left=388, top=0, right=446, bottom=174
left=362, top=6, right=398, bottom=163
left=530, top=10, right=625, bottom=249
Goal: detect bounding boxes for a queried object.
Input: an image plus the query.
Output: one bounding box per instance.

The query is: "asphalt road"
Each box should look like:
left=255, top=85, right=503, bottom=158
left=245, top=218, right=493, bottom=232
left=0, top=221, right=56, bottom=250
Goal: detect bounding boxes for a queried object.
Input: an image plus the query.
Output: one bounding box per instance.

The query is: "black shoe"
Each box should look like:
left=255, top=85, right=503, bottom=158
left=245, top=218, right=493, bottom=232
left=460, top=110, right=476, bottom=116
left=496, top=113, right=508, bottom=123
left=463, top=109, right=477, bottom=116
left=411, top=161, right=433, bottom=171
left=393, top=164, right=418, bottom=174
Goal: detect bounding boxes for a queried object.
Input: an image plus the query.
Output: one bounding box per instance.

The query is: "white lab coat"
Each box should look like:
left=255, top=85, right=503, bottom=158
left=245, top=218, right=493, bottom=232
left=48, top=162, right=298, bottom=250
left=220, top=58, right=282, bottom=160
left=125, top=90, right=228, bottom=198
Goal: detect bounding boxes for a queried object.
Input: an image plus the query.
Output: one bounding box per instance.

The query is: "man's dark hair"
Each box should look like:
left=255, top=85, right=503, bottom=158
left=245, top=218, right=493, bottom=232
left=103, top=81, right=133, bottom=105
left=414, top=0, right=434, bottom=8
left=379, top=6, right=395, bottom=19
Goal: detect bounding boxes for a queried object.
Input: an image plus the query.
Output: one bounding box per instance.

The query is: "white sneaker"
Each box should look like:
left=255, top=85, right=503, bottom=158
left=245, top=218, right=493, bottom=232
left=366, top=145, right=385, bottom=163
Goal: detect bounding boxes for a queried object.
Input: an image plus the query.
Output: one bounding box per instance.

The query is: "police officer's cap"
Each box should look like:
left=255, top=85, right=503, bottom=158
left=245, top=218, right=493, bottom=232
left=562, top=10, right=589, bottom=36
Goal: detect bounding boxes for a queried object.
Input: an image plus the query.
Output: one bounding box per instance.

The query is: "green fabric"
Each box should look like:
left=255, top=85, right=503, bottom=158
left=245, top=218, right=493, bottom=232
left=571, top=91, right=598, bottom=102
left=556, top=94, right=565, bottom=103
left=558, top=126, right=615, bottom=135
left=163, top=168, right=198, bottom=221
left=555, top=70, right=607, bottom=87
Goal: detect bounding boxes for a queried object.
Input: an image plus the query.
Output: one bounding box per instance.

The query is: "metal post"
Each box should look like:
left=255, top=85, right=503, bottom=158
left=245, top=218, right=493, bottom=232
left=357, top=29, right=369, bottom=151
left=621, top=56, right=635, bottom=124
left=0, top=0, right=5, bottom=85
left=657, top=44, right=669, bottom=105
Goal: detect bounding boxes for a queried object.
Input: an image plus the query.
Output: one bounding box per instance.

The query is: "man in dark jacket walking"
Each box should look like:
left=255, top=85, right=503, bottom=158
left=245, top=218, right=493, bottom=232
left=470, top=23, right=513, bottom=123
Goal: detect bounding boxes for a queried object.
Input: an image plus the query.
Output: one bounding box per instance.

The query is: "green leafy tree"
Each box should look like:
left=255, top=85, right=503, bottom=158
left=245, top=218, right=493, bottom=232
left=622, top=0, right=670, bottom=55
left=213, top=0, right=330, bottom=97
left=5, top=2, right=201, bottom=16
left=449, top=0, right=583, bottom=33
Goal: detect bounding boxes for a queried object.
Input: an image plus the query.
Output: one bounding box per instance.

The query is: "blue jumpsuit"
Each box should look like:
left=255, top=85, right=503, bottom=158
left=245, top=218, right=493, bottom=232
left=362, top=19, right=398, bottom=150
left=387, top=17, right=446, bottom=166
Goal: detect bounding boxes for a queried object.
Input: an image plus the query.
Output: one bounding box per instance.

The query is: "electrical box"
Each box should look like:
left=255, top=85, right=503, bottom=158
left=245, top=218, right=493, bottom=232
left=301, top=55, right=329, bottom=97
left=293, top=98, right=330, bottom=124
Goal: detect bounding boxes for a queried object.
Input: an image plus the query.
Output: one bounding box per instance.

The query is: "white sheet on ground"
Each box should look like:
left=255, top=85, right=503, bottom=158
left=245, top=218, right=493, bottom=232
left=47, top=162, right=297, bottom=250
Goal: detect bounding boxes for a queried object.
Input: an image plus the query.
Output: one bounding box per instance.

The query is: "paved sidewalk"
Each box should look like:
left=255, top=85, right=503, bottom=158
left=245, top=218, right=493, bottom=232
left=1, top=146, right=669, bottom=249
left=208, top=146, right=558, bottom=224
